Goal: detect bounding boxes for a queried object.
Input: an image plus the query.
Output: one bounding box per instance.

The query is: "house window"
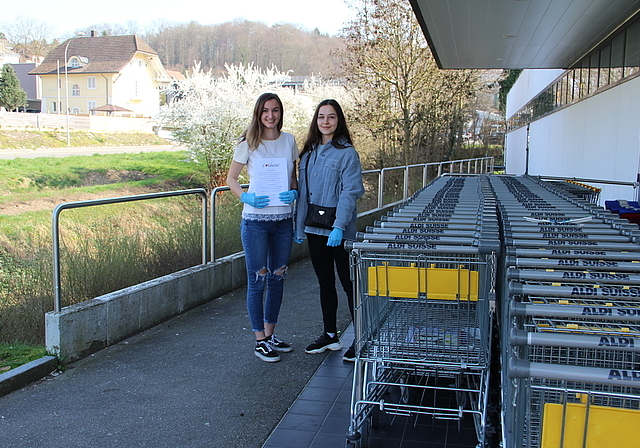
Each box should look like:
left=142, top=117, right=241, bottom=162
left=52, top=102, right=57, bottom=112
left=625, top=19, right=640, bottom=77
left=88, top=100, right=96, bottom=113
left=87, top=77, right=96, bottom=89
left=70, top=58, right=80, bottom=68
left=72, top=84, right=80, bottom=96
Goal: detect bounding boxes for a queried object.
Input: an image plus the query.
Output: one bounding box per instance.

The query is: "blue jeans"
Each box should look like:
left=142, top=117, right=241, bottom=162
left=241, top=218, right=293, bottom=332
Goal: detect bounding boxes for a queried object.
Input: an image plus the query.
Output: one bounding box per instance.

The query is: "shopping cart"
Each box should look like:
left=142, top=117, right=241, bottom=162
left=345, top=175, right=498, bottom=448
left=490, top=175, right=640, bottom=448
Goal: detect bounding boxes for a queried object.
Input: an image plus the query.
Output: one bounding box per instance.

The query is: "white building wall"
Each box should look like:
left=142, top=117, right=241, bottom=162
left=112, top=56, right=161, bottom=118
left=506, top=69, right=564, bottom=117
left=506, top=69, right=640, bottom=203
left=504, top=125, right=528, bottom=174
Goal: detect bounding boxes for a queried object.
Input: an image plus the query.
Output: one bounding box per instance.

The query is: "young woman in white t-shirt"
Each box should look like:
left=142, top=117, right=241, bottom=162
left=226, top=93, right=299, bottom=362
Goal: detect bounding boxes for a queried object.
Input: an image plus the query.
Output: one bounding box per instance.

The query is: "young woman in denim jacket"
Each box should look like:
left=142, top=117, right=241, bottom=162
left=295, top=99, right=364, bottom=361
left=226, top=93, right=299, bottom=362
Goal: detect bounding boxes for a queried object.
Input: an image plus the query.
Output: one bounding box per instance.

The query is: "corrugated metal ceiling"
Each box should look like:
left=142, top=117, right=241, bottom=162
left=410, top=0, right=640, bottom=69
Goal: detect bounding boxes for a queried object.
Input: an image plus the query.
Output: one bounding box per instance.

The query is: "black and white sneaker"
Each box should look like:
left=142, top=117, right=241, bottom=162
left=269, top=335, right=293, bottom=352
left=255, top=340, right=281, bottom=362
left=343, top=343, right=356, bottom=362
left=305, top=333, right=342, bottom=354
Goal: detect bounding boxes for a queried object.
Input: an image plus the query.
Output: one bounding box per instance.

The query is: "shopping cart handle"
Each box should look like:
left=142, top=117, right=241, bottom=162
left=510, top=301, right=527, bottom=316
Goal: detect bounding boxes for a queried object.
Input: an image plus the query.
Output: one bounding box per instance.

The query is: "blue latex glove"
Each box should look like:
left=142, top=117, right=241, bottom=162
left=241, top=192, right=269, bottom=208
left=278, top=189, right=298, bottom=204
left=327, top=228, right=344, bottom=247
left=294, top=237, right=305, bottom=244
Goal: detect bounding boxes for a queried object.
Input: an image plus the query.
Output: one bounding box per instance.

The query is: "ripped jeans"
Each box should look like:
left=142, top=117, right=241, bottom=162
left=240, top=217, right=293, bottom=332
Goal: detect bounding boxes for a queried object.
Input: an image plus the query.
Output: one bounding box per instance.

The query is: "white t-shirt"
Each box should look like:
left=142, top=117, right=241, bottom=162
left=232, top=131, right=299, bottom=220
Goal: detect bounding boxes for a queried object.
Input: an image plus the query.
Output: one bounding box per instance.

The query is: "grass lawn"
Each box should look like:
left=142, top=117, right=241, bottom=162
left=0, top=130, right=170, bottom=149
left=0, top=143, right=215, bottom=371
left=0, top=343, right=49, bottom=373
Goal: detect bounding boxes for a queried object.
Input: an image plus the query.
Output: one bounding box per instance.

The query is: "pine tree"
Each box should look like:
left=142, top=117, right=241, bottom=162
left=0, top=64, right=28, bottom=112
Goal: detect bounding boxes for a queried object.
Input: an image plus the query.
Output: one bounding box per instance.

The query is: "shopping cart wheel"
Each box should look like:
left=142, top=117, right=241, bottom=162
left=345, top=412, right=377, bottom=448
left=345, top=431, right=361, bottom=447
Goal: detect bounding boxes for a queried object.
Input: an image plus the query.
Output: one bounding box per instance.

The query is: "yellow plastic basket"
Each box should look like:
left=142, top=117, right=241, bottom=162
left=367, top=264, right=479, bottom=300
left=541, top=401, right=640, bottom=448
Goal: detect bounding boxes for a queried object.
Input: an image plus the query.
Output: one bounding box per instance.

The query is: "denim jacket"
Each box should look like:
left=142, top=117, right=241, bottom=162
left=295, top=137, right=364, bottom=240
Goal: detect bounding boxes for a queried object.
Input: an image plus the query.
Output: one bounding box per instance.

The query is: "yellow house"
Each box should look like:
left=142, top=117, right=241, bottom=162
left=30, top=34, right=171, bottom=118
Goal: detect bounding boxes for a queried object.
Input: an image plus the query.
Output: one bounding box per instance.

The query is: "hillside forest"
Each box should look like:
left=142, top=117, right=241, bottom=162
left=2, top=18, right=343, bottom=77
left=1, top=0, right=506, bottom=170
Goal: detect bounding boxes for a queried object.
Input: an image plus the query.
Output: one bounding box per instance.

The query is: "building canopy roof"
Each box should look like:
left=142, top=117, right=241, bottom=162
left=29, top=35, right=159, bottom=76
left=410, top=0, right=640, bottom=69
left=91, top=104, right=133, bottom=112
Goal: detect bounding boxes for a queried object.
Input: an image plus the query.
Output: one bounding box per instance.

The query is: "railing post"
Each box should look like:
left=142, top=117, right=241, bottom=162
left=422, top=163, right=428, bottom=188
left=202, top=194, right=208, bottom=264
left=211, top=184, right=248, bottom=263
left=378, top=170, right=385, bottom=209
left=210, top=187, right=219, bottom=263
left=52, top=210, right=62, bottom=312
left=403, top=166, right=410, bottom=200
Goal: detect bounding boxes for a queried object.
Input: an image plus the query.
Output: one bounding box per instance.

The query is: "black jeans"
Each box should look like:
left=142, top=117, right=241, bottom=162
left=307, top=233, right=354, bottom=335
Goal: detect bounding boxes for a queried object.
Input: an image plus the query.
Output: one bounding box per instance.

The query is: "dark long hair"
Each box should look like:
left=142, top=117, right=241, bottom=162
left=301, top=99, right=353, bottom=158
left=240, top=92, right=284, bottom=150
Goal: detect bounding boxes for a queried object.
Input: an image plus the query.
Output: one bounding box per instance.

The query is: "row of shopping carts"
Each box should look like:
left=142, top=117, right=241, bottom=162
left=345, top=175, right=500, bottom=447
left=490, top=175, right=640, bottom=448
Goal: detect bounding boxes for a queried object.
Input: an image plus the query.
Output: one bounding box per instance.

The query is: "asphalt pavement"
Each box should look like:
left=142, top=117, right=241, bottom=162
left=0, top=258, right=353, bottom=448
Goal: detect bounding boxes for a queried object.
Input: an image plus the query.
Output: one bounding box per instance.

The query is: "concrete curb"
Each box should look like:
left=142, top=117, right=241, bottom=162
left=0, top=356, right=58, bottom=398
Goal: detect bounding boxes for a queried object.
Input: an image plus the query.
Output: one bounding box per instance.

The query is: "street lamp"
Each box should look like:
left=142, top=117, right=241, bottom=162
left=64, top=39, right=71, bottom=147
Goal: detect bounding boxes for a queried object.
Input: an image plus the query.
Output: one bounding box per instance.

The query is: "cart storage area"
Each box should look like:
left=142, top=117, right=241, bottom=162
left=491, top=176, right=640, bottom=448
left=346, top=175, right=499, bottom=447
left=345, top=174, right=640, bottom=448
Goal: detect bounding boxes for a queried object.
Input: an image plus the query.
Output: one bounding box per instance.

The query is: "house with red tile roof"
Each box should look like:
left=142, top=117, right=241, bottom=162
left=30, top=34, right=170, bottom=118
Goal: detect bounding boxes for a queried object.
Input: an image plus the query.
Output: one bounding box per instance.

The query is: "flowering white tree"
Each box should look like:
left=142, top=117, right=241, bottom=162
left=157, top=63, right=355, bottom=190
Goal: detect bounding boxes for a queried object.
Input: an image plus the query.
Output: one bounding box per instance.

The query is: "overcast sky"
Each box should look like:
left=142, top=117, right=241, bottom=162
left=3, top=0, right=353, bottom=38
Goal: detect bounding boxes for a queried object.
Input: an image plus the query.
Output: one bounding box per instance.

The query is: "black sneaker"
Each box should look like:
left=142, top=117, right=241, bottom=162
left=255, top=340, right=281, bottom=362
left=343, top=343, right=356, bottom=362
left=269, top=335, right=293, bottom=353
left=305, top=333, right=342, bottom=354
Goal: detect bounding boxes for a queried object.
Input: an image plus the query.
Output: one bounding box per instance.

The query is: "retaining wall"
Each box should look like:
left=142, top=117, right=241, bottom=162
left=0, top=111, right=155, bottom=132
left=44, top=208, right=387, bottom=363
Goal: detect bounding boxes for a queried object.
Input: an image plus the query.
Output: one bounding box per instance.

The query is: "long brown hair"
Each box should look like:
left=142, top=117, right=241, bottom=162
left=240, top=92, right=284, bottom=150
left=301, top=99, right=352, bottom=158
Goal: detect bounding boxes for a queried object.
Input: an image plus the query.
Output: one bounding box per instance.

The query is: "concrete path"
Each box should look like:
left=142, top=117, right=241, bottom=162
left=0, top=258, right=352, bottom=448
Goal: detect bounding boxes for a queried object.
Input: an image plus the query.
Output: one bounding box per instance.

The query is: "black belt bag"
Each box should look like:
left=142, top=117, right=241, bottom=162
left=304, top=203, right=336, bottom=229
left=303, top=150, right=336, bottom=230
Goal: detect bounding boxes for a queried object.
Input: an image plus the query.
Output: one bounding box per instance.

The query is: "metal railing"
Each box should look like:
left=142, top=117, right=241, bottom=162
left=51, top=156, right=494, bottom=310
left=211, top=156, right=494, bottom=261
left=364, top=157, right=494, bottom=209
left=210, top=184, right=248, bottom=263
left=52, top=189, right=208, bottom=312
